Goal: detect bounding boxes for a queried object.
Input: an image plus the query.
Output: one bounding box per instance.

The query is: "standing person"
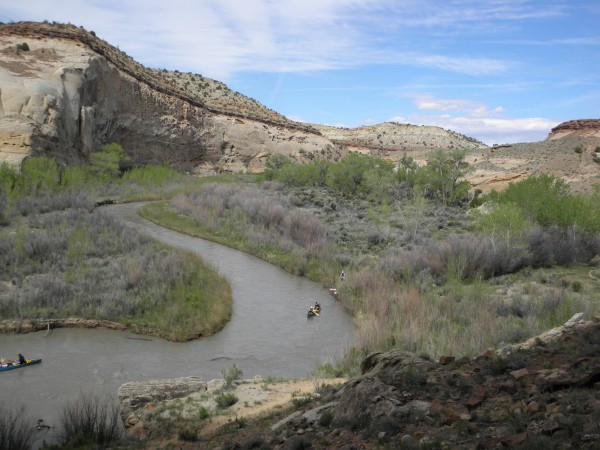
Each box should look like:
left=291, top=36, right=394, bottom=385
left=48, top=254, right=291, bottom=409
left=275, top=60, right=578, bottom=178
left=340, top=270, right=345, bottom=282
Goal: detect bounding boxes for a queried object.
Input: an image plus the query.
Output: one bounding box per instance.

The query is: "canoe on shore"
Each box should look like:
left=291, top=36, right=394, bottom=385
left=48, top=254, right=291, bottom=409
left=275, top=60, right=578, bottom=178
left=0, top=359, right=42, bottom=372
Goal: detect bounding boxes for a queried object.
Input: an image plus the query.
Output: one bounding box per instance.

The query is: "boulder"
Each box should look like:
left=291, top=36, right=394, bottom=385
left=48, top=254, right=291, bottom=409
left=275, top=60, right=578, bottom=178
left=118, top=376, right=206, bottom=423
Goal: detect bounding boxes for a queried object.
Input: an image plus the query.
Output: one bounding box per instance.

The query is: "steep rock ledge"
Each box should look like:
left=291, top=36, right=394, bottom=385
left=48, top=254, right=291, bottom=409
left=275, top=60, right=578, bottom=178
left=0, top=22, right=339, bottom=172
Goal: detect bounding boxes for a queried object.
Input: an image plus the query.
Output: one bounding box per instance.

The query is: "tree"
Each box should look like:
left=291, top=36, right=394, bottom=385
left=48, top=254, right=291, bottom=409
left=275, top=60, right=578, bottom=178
left=90, top=143, right=129, bottom=179
left=326, top=153, right=387, bottom=195
left=417, top=149, right=473, bottom=206
left=17, top=156, right=60, bottom=195
left=475, top=202, right=531, bottom=253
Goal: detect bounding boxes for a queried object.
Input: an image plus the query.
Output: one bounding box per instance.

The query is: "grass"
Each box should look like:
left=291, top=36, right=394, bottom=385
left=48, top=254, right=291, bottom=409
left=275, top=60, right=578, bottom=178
left=4, top=156, right=600, bottom=375
left=139, top=186, right=343, bottom=285
left=137, top=179, right=600, bottom=371
left=0, top=201, right=232, bottom=341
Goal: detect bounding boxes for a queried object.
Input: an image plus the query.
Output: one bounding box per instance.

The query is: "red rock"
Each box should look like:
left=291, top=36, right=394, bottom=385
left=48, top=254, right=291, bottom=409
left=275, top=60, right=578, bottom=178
left=466, top=387, right=487, bottom=409
left=501, top=432, right=528, bottom=446
left=439, top=356, right=455, bottom=365
left=510, top=368, right=530, bottom=380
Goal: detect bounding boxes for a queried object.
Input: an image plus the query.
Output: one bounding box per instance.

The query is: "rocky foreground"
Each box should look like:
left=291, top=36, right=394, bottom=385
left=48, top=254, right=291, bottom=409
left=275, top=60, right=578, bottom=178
left=119, top=313, right=600, bottom=449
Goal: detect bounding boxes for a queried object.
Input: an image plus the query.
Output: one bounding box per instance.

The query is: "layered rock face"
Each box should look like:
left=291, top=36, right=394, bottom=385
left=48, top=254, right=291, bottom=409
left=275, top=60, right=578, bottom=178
left=0, top=22, right=491, bottom=175
left=118, top=376, right=207, bottom=432
left=0, top=23, right=338, bottom=172
left=547, top=119, right=600, bottom=140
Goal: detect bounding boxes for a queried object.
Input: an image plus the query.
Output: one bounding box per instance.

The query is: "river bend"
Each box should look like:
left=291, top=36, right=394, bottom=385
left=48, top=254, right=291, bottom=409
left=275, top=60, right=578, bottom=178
left=0, top=202, right=354, bottom=445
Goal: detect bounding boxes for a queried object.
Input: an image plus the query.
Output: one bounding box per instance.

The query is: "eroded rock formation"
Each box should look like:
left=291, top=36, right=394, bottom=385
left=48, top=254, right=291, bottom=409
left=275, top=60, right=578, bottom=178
left=0, top=22, right=488, bottom=175
left=547, top=119, right=600, bottom=140
left=0, top=22, right=339, bottom=173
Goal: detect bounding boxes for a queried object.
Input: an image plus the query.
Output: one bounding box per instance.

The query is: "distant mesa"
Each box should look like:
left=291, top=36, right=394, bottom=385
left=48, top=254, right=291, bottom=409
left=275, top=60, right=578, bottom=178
left=547, top=119, right=600, bottom=141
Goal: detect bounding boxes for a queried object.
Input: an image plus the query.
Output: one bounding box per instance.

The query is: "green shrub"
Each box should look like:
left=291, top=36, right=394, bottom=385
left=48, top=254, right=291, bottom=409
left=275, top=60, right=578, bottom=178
left=59, top=166, right=92, bottom=190
left=121, top=165, right=182, bottom=185
left=198, top=406, right=210, bottom=420
left=90, top=143, right=129, bottom=179
left=178, top=426, right=198, bottom=442
left=221, top=363, right=243, bottom=388
left=0, top=162, right=18, bottom=197
left=484, top=175, right=600, bottom=233
left=17, top=156, right=60, bottom=195
left=291, top=390, right=317, bottom=407
left=215, top=392, right=239, bottom=408
left=319, top=410, right=334, bottom=427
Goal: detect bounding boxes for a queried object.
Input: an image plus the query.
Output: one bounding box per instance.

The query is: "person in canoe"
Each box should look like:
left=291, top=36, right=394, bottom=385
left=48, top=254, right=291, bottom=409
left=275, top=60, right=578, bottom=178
left=18, top=353, right=26, bottom=365
left=308, top=302, right=321, bottom=318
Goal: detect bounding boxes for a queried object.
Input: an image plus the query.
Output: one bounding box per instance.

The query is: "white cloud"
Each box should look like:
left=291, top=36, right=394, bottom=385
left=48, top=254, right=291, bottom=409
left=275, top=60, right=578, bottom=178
left=411, top=95, right=506, bottom=118
left=410, top=115, right=560, bottom=145
left=390, top=95, right=561, bottom=145
left=0, top=0, right=519, bottom=78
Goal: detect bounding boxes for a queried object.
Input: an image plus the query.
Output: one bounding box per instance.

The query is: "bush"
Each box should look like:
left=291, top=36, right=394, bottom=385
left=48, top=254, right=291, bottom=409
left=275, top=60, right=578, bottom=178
left=59, top=391, right=121, bottom=447
left=215, top=392, right=239, bottom=408
left=178, top=426, right=198, bottom=442
left=90, top=143, right=129, bottom=179
left=17, top=156, right=60, bottom=195
left=319, top=410, right=334, bottom=427
left=221, top=363, right=243, bottom=388
left=198, top=406, right=210, bottom=420
left=525, top=226, right=600, bottom=267
left=382, top=232, right=525, bottom=282
left=0, top=406, right=33, bottom=450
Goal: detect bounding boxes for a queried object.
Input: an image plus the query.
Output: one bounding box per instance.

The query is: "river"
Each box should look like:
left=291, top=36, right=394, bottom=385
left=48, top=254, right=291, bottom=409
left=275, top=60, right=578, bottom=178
left=0, top=202, right=355, bottom=446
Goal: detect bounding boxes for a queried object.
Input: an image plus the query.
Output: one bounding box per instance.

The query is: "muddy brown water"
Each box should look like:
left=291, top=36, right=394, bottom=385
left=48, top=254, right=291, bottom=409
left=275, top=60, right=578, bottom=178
left=0, top=202, right=354, bottom=447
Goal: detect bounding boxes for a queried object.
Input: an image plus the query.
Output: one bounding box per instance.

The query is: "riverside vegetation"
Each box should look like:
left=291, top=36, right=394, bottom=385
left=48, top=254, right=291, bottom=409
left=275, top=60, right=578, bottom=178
left=2, top=144, right=600, bottom=448
left=141, top=151, right=600, bottom=370
left=0, top=144, right=233, bottom=341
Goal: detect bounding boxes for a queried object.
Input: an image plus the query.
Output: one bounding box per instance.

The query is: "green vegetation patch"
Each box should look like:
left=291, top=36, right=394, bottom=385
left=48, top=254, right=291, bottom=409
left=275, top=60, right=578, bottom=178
left=0, top=151, right=233, bottom=341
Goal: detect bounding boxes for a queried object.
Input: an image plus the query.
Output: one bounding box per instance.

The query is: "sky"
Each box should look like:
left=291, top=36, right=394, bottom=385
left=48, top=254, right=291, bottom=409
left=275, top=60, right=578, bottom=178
left=1, top=0, right=599, bottom=145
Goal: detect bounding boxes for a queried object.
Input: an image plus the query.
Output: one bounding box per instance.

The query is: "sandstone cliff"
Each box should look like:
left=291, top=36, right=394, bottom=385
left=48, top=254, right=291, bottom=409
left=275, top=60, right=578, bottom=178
left=2, top=22, right=599, bottom=191
left=0, top=22, right=339, bottom=173
left=0, top=22, right=487, bottom=175
left=547, top=119, right=600, bottom=141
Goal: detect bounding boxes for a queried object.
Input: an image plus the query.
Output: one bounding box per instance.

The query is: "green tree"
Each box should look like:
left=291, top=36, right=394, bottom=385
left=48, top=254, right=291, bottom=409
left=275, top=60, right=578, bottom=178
left=396, top=155, right=419, bottom=186
left=17, top=156, right=60, bottom=195
left=362, top=161, right=396, bottom=202
left=326, top=152, right=384, bottom=195
left=0, top=162, right=18, bottom=196
left=475, top=202, right=531, bottom=253
left=417, top=149, right=472, bottom=206
left=90, top=143, right=129, bottom=179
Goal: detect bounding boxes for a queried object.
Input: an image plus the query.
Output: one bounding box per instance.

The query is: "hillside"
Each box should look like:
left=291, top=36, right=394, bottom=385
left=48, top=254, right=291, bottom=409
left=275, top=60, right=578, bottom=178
left=0, top=22, right=481, bottom=177
left=312, top=121, right=487, bottom=153
left=1, top=21, right=599, bottom=190
left=0, top=21, right=335, bottom=173
left=469, top=126, right=600, bottom=194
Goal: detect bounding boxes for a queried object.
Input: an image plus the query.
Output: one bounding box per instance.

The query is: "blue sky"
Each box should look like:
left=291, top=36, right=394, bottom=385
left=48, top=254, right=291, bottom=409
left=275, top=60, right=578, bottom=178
left=2, top=0, right=599, bottom=145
